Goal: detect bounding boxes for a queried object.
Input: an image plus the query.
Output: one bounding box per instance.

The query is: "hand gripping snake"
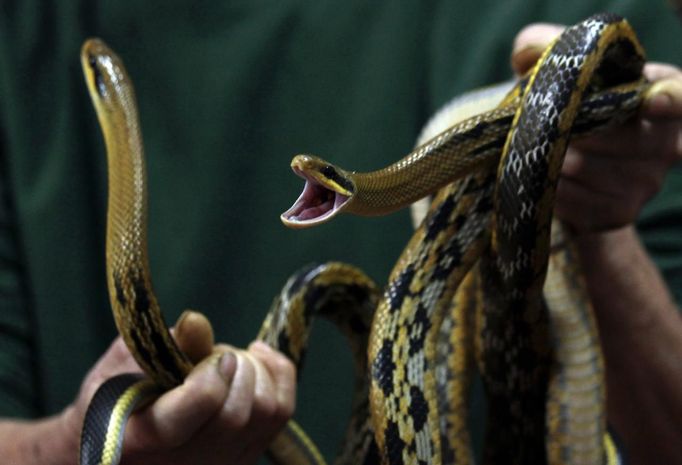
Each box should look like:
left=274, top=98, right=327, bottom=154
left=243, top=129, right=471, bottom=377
left=79, top=12, right=647, bottom=465
left=80, top=40, right=380, bottom=465
left=282, top=12, right=647, bottom=465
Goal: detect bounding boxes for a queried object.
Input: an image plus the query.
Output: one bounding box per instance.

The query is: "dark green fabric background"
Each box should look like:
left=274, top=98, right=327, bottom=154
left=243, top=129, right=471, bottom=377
left=0, top=0, right=680, bottom=460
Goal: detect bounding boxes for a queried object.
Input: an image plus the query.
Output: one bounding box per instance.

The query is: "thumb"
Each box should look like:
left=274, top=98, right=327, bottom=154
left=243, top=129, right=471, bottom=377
left=642, top=68, right=682, bottom=119
left=173, top=310, right=215, bottom=364
left=511, top=23, right=564, bottom=75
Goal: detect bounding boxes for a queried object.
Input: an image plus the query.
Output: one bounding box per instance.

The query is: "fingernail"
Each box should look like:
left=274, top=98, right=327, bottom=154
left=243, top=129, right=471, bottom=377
left=217, top=352, right=237, bottom=382
left=646, top=91, right=673, bottom=111
left=644, top=80, right=682, bottom=115
left=510, top=45, right=545, bottom=75
left=512, top=43, right=545, bottom=57
left=249, top=340, right=274, bottom=354
left=175, top=310, right=192, bottom=329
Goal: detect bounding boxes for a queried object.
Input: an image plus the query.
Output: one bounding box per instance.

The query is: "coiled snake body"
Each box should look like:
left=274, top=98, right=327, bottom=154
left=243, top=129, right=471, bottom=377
left=80, top=12, right=646, bottom=465
left=283, top=12, right=646, bottom=465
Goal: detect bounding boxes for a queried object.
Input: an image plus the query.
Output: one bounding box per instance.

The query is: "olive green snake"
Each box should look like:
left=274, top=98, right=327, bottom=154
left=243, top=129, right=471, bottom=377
left=79, top=12, right=647, bottom=465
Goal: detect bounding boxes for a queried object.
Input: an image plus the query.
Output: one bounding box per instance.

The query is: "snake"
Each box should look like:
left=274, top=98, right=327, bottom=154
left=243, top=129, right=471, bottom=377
left=282, top=12, right=647, bottom=465
left=78, top=12, right=648, bottom=465
left=79, top=39, right=383, bottom=465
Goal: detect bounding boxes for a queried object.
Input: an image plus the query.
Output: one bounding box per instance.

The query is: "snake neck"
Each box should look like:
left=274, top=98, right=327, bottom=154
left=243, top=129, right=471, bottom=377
left=104, top=114, right=193, bottom=388
left=82, top=38, right=193, bottom=388
left=348, top=105, right=517, bottom=217
left=342, top=87, right=520, bottom=218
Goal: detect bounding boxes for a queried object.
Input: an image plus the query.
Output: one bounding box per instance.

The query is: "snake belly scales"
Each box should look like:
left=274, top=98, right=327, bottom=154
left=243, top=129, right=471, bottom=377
left=78, top=12, right=646, bottom=465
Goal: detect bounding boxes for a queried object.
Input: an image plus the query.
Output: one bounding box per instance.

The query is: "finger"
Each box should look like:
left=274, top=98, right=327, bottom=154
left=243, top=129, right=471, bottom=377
left=642, top=72, right=682, bottom=119
left=511, top=23, right=564, bottom=75
left=238, top=349, right=278, bottom=424
left=561, top=148, right=666, bottom=199
left=644, top=62, right=682, bottom=82
left=235, top=343, right=297, bottom=462
left=218, top=350, right=257, bottom=430
left=174, top=310, right=215, bottom=364
left=571, top=117, right=682, bottom=165
left=239, top=345, right=290, bottom=454
left=162, top=350, right=266, bottom=465
left=554, top=177, right=630, bottom=233
left=249, top=341, right=296, bottom=421
left=125, top=352, right=236, bottom=450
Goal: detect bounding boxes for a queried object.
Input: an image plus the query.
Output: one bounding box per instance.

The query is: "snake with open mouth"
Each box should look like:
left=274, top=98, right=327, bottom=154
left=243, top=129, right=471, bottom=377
left=282, top=12, right=646, bottom=465
left=79, top=12, right=648, bottom=465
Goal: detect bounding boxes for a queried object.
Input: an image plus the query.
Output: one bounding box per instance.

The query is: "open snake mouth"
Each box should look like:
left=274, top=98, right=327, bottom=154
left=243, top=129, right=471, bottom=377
left=280, top=167, right=351, bottom=227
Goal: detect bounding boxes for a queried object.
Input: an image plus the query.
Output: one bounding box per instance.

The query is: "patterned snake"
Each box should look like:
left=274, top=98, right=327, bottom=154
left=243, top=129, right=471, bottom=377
left=282, top=12, right=647, bottom=465
left=79, top=39, right=370, bottom=465
left=79, top=12, right=647, bottom=465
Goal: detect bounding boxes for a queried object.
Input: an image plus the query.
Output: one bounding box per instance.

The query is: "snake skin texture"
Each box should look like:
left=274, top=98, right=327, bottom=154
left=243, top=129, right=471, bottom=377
left=81, top=40, right=384, bottom=465
left=259, top=262, right=381, bottom=465
left=81, top=12, right=647, bottom=465
left=477, top=15, right=645, bottom=465
left=281, top=79, right=644, bottom=227
left=369, top=170, right=495, bottom=465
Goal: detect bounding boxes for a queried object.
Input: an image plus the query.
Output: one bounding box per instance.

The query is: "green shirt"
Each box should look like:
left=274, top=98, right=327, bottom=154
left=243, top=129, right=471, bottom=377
left=0, top=0, right=680, bottom=459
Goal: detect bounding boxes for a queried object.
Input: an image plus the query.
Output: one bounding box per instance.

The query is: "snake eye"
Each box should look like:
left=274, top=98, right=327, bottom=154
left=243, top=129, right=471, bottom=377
left=320, top=165, right=354, bottom=193
left=88, top=56, right=108, bottom=99
left=321, top=165, right=337, bottom=178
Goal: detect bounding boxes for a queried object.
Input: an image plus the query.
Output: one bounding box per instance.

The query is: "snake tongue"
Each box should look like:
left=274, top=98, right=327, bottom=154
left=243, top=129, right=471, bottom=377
left=281, top=171, right=350, bottom=228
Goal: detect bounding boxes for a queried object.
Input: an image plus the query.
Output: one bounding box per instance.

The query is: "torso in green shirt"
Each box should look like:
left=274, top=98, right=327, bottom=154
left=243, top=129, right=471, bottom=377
left=0, top=0, right=680, bottom=459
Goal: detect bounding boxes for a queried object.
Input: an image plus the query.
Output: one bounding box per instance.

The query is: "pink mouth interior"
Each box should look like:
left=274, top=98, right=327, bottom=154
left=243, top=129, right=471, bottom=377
left=282, top=173, right=349, bottom=225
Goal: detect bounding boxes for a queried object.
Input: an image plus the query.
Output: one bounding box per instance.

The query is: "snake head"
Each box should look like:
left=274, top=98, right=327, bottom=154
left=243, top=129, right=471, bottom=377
left=81, top=38, right=138, bottom=140
left=281, top=155, right=355, bottom=228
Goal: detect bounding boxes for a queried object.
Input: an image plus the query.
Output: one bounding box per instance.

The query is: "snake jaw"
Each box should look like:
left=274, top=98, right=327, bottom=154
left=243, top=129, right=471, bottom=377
left=281, top=155, right=354, bottom=228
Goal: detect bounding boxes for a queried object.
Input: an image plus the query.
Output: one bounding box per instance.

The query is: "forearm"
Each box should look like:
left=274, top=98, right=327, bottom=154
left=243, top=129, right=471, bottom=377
left=575, top=225, right=682, bottom=464
left=0, top=408, right=79, bottom=465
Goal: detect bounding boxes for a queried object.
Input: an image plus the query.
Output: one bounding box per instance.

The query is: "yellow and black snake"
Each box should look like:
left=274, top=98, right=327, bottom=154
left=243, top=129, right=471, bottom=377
left=282, top=12, right=647, bottom=465
left=80, top=39, right=379, bottom=465
left=80, top=12, right=648, bottom=465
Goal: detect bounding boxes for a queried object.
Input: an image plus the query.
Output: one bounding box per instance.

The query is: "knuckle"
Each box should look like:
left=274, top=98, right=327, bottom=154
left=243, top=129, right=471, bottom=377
left=222, top=404, right=252, bottom=430
left=253, top=394, right=279, bottom=420
left=275, top=397, right=295, bottom=423
left=192, top=379, right=228, bottom=410
left=273, top=355, right=297, bottom=381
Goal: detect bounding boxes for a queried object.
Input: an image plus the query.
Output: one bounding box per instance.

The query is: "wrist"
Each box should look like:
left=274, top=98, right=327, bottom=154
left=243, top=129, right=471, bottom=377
left=58, top=404, right=84, bottom=460
left=570, top=224, right=682, bottom=464
left=572, top=225, right=670, bottom=326
left=0, top=408, right=81, bottom=465
left=570, top=223, right=680, bottom=361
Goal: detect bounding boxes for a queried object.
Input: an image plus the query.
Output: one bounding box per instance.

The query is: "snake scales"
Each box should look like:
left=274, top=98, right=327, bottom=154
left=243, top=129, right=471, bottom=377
left=79, top=12, right=647, bottom=465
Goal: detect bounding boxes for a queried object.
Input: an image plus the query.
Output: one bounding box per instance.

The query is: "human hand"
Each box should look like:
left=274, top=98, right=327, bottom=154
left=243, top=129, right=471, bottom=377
left=511, top=23, right=682, bottom=234
left=62, top=311, right=296, bottom=465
